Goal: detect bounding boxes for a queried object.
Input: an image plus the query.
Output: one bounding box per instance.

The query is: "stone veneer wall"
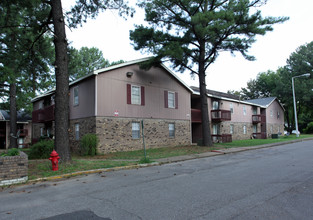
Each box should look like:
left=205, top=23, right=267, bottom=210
left=96, top=117, right=191, bottom=153
left=0, top=151, right=28, bottom=186
left=69, top=117, right=96, bottom=153
left=69, top=117, right=191, bottom=154
left=220, top=121, right=284, bottom=140
left=220, top=122, right=258, bottom=140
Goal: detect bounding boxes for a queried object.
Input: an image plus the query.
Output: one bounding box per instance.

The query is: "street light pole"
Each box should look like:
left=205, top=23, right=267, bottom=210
left=292, top=73, right=310, bottom=137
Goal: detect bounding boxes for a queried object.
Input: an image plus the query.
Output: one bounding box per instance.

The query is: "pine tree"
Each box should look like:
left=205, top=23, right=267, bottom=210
left=130, top=0, right=288, bottom=146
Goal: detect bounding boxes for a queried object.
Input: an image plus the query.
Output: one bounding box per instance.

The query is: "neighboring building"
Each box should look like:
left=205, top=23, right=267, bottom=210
left=32, top=57, right=285, bottom=153
left=191, top=87, right=285, bottom=144
left=0, top=110, right=32, bottom=149
left=32, top=58, right=192, bottom=153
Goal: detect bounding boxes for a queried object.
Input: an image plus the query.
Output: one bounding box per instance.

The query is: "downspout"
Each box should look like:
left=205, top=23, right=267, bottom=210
left=95, top=74, right=97, bottom=116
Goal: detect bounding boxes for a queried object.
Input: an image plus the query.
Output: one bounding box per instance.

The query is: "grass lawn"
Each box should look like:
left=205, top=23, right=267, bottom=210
left=26, top=134, right=313, bottom=180
left=215, top=134, right=313, bottom=148
left=28, top=159, right=136, bottom=180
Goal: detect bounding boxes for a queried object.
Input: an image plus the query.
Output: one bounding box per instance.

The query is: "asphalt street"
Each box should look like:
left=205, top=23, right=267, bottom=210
left=1, top=140, right=313, bottom=220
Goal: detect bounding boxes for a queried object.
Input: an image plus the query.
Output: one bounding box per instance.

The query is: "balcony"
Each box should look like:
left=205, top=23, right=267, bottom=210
left=32, top=105, right=55, bottom=123
left=211, top=134, right=232, bottom=143
left=191, top=109, right=202, bottom=123
left=252, top=132, right=267, bottom=139
left=211, top=110, right=231, bottom=122
left=252, top=115, right=266, bottom=124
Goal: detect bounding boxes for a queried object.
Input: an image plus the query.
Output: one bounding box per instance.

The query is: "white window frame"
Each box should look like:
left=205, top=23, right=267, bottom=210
left=243, top=125, right=247, bottom=134
left=270, top=110, right=273, bottom=117
left=131, top=85, right=141, bottom=105
left=168, top=91, right=175, bottom=109
left=73, top=86, right=79, bottom=106
left=75, top=123, right=79, bottom=140
left=243, top=106, right=247, bottom=115
left=169, top=123, right=175, bottom=138
left=132, top=122, right=140, bottom=139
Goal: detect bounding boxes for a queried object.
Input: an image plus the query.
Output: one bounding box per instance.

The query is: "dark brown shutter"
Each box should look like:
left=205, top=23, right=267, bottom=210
left=175, top=92, right=178, bottom=109
left=127, top=84, right=131, bottom=104
left=141, top=86, right=145, bottom=106
left=164, top=90, right=168, bottom=108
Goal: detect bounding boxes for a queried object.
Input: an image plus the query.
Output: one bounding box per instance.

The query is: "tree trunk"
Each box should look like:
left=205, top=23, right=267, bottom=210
left=198, top=41, right=213, bottom=147
left=9, top=82, right=17, bottom=148
left=51, top=0, right=71, bottom=162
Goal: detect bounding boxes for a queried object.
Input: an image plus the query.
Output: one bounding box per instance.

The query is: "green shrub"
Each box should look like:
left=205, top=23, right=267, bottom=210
left=29, top=140, right=54, bottom=159
left=0, top=148, right=20, bottom=157
left=304, top=122, right=313, bottom=134
left=80, top=133, right=99, bottom=156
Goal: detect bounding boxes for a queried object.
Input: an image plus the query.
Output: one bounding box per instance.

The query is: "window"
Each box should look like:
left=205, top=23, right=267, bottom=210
left=40, top=127, right=44, bottom=136
left=252, top=107, right=257, bottom=115
left=243, top=106, right=247, bottom=115
left=243, top=125, right=247, bottom=134
left=39, top=102, right=43, bottom=109
left=164, top=91, right=178, bottom=109
left=212, top=124, right=220, bottom=135
left=270, top=110, right=273, bottom=117
left=132, top=122, right=140, bottom=139
left=168, top=92, right=175, bottom=108
left=230, top=124, right=234, bottom=134
left=73, top=86, right=79, bottom=106
left=212, top=101, right=219, bottom=110
left=277, top=111, right=280, bottom=119
left=230, top=103, right=234, bottom=113
left=169, top=123, right=175, bottom=138
left=131, top=85, right=141, bottom=105
left=253, top=124, right=257, bottom=133
left=75, top=124, right=79, bottom=140
left=127, top=84, right=145, bottom=106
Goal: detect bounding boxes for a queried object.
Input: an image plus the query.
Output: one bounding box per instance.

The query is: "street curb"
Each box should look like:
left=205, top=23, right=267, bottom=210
left=28, top=162, right=160, bottom=183
left=28, top=138, right=313, bottom=184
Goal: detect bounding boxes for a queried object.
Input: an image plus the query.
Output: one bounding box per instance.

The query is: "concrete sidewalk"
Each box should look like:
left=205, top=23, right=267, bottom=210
left=27, top=137, right=313, bottom=183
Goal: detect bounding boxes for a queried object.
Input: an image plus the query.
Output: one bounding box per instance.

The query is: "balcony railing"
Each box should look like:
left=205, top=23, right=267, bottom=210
left=191, top=109, right=202, bottom=123
left=211, top=110, right=231, bottom=122
left=32, top=105, right=55, bottom=123
left=252, top=132, right=267, bottom=139
left=211, top=134, right=232, bottom=143
left=252, top=115, right=266, bottom=124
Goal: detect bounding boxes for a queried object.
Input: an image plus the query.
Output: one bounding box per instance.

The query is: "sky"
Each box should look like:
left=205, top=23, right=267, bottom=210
left=63, top=0, right=313, bottom=93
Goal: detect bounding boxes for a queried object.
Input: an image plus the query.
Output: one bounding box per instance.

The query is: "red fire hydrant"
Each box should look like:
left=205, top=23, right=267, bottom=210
left=49, top=150, right=60, bottom=171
